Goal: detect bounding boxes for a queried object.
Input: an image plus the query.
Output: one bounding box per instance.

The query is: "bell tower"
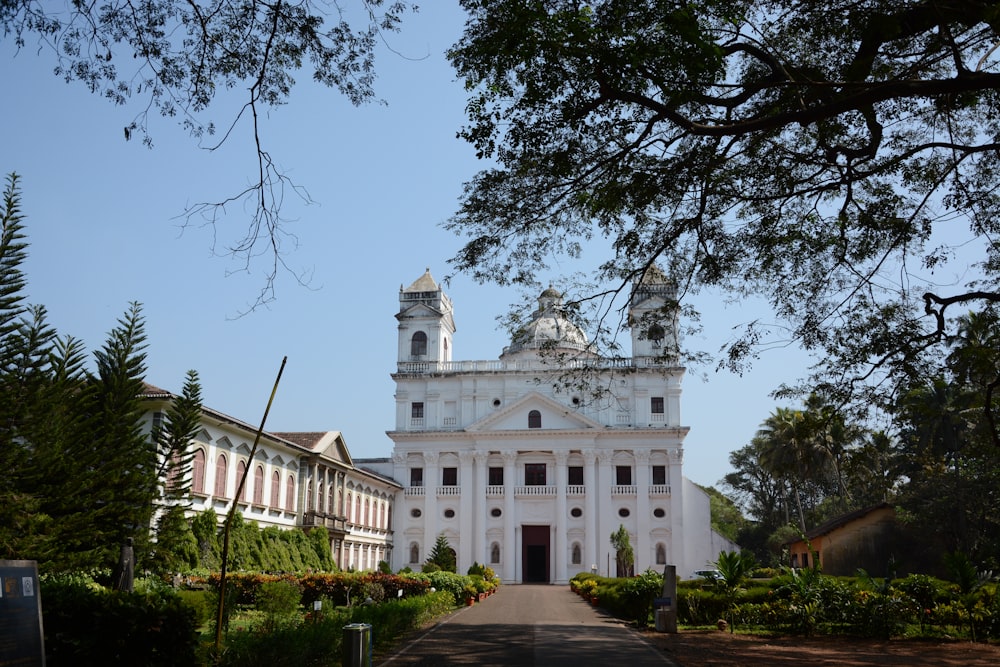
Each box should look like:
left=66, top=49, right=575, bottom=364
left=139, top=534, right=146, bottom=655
left=396, top=268, right=456, bottom=365
left=629, top=265, right=678, bottom=361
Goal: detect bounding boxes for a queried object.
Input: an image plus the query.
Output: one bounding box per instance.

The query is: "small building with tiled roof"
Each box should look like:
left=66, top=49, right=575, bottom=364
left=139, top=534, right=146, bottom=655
left=784, top=503, right=906, bottom=576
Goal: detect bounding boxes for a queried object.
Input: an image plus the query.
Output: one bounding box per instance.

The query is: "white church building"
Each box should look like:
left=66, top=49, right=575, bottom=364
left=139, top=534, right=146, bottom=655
left=359, top=269, right=733, bottom=584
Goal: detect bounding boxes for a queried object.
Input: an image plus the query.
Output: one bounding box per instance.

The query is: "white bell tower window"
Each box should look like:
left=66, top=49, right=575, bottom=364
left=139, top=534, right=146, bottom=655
left=410, top=331, right=428, bottom=357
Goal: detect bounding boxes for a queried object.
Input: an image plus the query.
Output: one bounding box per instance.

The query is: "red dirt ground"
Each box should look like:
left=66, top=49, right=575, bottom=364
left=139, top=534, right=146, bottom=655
left=640, top=629, right=1000, bottom=666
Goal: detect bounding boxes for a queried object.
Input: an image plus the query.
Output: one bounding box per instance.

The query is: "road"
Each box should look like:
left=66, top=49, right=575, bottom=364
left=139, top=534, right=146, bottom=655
left=376, top=585, right=677, bottom=667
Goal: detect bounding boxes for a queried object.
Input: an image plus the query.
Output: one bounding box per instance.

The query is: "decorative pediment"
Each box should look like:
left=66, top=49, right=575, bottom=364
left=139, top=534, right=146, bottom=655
left=467, top=392, right=603, bottom=432
left=314, top=431, right=354, bottom=467
left=396, top=302, right=444, bottom=321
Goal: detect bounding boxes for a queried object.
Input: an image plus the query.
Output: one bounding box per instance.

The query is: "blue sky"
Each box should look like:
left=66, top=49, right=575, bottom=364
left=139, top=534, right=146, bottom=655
left=1, top=4, right=813, bottom=490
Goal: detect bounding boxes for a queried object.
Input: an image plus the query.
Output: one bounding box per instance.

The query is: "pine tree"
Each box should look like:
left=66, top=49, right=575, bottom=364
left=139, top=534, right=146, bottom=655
left=0, top=174, right=31, bottom=557
left=65, top=302, right=153, bottom=570
left=154, top=369, right=203, bottom=503
left=424, top=534, right=456, bottom=573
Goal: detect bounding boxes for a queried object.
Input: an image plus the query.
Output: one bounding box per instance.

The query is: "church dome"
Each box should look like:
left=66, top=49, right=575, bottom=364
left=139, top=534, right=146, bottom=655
left=501, top=287, right=591, bottom=359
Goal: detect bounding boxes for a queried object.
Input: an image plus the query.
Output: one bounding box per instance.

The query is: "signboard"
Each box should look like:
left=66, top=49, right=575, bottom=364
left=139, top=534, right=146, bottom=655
left=653, top=597, right=672, bottom=608
left=0, top=560, right=45, bottom=667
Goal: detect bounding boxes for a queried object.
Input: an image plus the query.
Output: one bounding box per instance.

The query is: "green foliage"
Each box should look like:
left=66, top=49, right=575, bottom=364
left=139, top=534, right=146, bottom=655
left=620, top=569, right=664, bottom=627
left=425, top=570, right=471, bottom=605
left=447, top=0, right=1000, bottom=432
left=154, top=369, right=203, bottom=503
left=216, top=591, right=453, bottom=667
left=191, top=507, right=221, bottom=571
left=256, top=580, right=303, bottom=631
left=610, top=524, right=635, bottom=577
left=41, top=574, right=198, bottom=666
left=150, top=505, right=199, bottom=574
left=712, top=550, right=758, bottom=631
left=424, top=533, right=456, bottom=573
left=702, top=485, right=746, bottom=543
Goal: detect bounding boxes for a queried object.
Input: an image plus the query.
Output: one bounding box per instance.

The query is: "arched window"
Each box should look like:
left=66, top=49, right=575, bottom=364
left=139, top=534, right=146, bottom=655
left=379, top=502, right=386, bottom=529
left=285, top=474, right=295, bottom=511
left=490, top=542, right=501, bottom=564
left=192, top=449, right=206, bottom=495
left=347, top=493, right=353, bottom=522
left=214, top=454, right=228, bottom=498
left=655, top=543, right=667, bottom=565
left=409, top=542, right=420, bottom=564
left=166, top=450, right=183, bottom=493
left=317, top=479, right=325, bottom=512
left=571, top=543, right=582, bottom=565
left=528, top=409, right=542, bottom=429
left=410, top=331, right=428, bottom=356
left=236, top=460, right=248, bottom=502
left=648, top=323, right=665, bottom=347
left=253, top=465, right=264, bottom=505
left=307, top=481, right=314, bottom=511
left=355, top=495, right=363, bottom=524
left=271, top=471, right=280, bottom=507
left=328, top=483, right=336, bottom=514
left=364, top=498, right=371, bottom=526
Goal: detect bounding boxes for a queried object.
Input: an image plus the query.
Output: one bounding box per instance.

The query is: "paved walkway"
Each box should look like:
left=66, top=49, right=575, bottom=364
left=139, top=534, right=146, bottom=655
left=376, top=585, right=677, bottom=666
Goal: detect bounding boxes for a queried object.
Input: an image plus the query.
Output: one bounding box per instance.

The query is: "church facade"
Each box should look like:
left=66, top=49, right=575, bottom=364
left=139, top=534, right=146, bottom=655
left=358, top=269, right=733, bottom=584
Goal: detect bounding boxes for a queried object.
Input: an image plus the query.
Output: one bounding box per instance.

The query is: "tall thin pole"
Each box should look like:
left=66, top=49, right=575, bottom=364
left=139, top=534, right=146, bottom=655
left=214, top=356, right=287, bottom=660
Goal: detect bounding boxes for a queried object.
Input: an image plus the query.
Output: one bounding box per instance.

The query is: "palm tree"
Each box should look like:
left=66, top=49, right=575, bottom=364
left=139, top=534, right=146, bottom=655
left=757, top=407, right=829, bottom=532
left=712, top=550, right=758, bottom=632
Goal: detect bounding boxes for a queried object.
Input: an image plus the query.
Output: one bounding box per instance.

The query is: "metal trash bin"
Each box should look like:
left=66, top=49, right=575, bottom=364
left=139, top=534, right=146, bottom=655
left=342, top=623, right=372, bottom=667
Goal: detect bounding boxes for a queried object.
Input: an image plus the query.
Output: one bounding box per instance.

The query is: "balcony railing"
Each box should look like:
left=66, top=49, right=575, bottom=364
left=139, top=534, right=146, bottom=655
left=301, top=512, right=347, bottom=533
left=649, top=484, right=671, bottom=496
left=486, top=485, right=504, bottom=497
left=566, top=485, right=586, bottom=496
left=515, top=485, right=556, bottom=497
left=396, top=356, right=678, bottom=375
left=437, top=486, right=461, bottom=496
left=404, top=486, right=425, bottom=497
left=612, top=485, right=637, bottom=496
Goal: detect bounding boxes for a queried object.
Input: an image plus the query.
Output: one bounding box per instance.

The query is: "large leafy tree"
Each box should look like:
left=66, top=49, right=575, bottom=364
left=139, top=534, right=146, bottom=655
left=447, top=1, right=1000, bottom=412
left=893, top=309, right=1000, bottom=564
left=2, top=1, right=415, bottom=308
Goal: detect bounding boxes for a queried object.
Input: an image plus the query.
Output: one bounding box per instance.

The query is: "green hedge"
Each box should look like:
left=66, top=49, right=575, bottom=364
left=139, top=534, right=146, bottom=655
left=217, top=590, right=455, bottom=666
left=206, top=571, right=432, bottom=607
left=41, top=575, right=198, bottom=666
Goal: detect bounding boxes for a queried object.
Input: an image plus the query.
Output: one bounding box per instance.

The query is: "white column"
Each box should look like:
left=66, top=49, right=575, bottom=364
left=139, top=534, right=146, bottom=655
left=502, top=450, right=517, bottom=583
left=458, top=450, right=475, bottom=571
left=423, top=452, right=440, bottom=560
left=554, top=450, right=568, bottom=584
left=668, top=447, right=684, bottom=568
left=597, top=449, right=614, bottom=577
left=474, top=451, right=489, bottom=565
left=634, top=449, right=651, bottom=573
left=583, top=450, right=597, bottom=573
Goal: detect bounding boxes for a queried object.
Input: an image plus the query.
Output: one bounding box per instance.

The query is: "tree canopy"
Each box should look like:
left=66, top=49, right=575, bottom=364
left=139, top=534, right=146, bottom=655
left=446, top=0, right=1000, bottom=414
left=2, top=0, right=415, bottom=309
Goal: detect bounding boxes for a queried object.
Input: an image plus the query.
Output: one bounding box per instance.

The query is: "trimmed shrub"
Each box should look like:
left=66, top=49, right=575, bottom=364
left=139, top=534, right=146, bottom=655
left=41, top=575, right=198, bottom=667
